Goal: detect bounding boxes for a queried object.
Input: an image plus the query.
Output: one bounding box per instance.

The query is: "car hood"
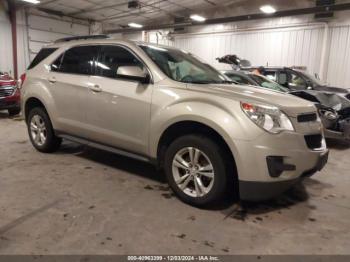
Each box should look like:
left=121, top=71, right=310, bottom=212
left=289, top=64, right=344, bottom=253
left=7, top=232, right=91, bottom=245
left=313, top=85, right=350, bottom=94
left=187, top=83, right=316, bottom=117
left=291, top=90, right=350, bottom=113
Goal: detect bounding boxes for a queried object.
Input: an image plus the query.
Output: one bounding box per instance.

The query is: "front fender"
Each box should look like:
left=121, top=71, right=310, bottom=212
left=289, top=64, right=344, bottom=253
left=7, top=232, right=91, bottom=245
left=149, top=100, right=262, bottom=173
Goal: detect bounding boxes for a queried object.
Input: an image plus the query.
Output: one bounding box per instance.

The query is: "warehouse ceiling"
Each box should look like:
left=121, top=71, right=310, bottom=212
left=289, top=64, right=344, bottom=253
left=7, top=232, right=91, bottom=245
left=17, top=0, right=350, bottom=29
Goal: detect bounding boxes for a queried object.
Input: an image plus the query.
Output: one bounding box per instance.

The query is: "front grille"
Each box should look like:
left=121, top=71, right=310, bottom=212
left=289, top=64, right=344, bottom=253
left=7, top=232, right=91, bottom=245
left=298, top=113, right=317, bottom=122
left=304, top=134, right=323, bottom=149
left=0, top=87, right=15, bottom=98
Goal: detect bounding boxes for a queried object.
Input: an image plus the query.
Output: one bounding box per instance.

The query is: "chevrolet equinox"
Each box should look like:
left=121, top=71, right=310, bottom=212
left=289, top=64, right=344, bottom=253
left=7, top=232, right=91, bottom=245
left=21, top=35, right=329, bottom=206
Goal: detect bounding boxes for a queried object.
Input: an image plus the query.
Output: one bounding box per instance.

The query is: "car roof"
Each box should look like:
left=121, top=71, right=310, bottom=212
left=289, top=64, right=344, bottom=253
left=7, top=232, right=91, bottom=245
left=244, top=66, right=288, bottom=70
left=44, top=36, right=176, bottom=51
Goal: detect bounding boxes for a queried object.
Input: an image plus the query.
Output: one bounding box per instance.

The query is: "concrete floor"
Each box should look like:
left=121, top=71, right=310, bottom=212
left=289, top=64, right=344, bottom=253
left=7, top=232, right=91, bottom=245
left=0, top=111, right=350, bottom=255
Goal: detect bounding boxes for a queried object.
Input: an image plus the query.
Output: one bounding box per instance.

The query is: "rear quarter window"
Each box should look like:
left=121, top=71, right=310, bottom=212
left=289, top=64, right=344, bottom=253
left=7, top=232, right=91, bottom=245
left=28, top=48, right=58, bottom=70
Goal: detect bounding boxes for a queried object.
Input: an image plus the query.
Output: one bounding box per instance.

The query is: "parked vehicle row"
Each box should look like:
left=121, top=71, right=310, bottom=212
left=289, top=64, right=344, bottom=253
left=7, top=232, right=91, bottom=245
left=21, top=36, right=329, bottom=206
left=250, top=66, right=350, bottom=95
left=217, top=55, right=350, bottom=142
left=0, top=72, right=21, bottom=116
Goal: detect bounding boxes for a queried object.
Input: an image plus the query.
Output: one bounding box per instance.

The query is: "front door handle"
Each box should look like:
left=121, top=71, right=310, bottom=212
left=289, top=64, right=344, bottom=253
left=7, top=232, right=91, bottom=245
left=48, top=77, right=56, bottom=84
left=88, top=84, right=102, bottom=93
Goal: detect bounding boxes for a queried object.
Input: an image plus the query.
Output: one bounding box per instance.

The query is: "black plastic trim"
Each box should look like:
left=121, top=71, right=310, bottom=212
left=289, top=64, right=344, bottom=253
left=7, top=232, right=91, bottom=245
left=56, top=131, right=156, bottom=165
left=266, top=156, right=296, bottom=178
left=297, top=113, right=317, bottom=123
left=239, top=179, right=299, bottom=201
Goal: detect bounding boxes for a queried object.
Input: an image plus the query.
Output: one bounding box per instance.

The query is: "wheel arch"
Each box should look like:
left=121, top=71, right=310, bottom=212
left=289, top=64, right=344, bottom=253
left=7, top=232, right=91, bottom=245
left=155, top=120, right=240, bottom=197
left=24, top=97, right=48, bottom=121
left=156, top=120, right=238, bottom=180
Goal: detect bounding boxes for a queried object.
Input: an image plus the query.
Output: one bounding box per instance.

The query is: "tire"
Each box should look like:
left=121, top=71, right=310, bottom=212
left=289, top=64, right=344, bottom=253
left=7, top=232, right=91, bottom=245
left=8, top=108, right=21, bottom=116
left=27, top=107, right=62, bottom=153
left=164, top=134, right=231, bottom=207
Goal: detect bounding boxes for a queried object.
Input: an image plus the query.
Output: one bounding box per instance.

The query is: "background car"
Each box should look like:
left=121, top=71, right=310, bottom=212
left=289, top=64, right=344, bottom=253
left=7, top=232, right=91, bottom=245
left=222, top=70, right=350, bottom=141
left=222, top=70, right=289, bottom=93
left=249, top=66, right=350, bottom=96
left=0, top=72, right=21, bottom=116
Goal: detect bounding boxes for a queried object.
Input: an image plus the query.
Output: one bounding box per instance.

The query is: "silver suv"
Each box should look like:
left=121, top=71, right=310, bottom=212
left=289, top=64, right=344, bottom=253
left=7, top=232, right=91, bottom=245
left=21, top=36, right=329, bottom=206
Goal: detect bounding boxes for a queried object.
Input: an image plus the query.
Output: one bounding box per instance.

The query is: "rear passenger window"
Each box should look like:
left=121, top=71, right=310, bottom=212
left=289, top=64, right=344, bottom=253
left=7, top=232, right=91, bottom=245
left=51, top=46, right=99, bottom=75
left=264, top=71, right=277, bottom=81
left=28, top=48, right=57, bottom=70
left=98, top=45, right=144, bottom=79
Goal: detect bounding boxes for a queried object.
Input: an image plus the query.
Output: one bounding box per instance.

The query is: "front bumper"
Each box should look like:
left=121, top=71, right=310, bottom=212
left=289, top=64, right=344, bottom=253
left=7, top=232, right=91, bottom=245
left=0, top=99, right=20, bottom=110
left=239, top=150, right=328, bottom=201
left=0, top=89, right=21, bottom=110
left=232, top=130, right=329, bottom=201
left=324, top=120, right=350, bottom=141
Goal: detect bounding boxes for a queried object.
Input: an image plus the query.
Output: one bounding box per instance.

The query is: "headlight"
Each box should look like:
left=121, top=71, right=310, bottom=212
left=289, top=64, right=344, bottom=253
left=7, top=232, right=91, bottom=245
left=241, top=102, right=294, bottom=133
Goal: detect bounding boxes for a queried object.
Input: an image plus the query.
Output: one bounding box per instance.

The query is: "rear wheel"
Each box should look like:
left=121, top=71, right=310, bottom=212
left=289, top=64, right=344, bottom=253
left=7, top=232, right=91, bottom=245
left=164, top=134, right=231, bottom=207
left=27, top=107, right=62, bottom=153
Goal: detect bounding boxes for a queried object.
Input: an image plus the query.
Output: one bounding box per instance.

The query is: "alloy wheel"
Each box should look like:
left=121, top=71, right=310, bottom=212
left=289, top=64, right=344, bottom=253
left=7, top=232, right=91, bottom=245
left=30, top=115, right=47, bottom=146
left=172, top=147, right=215, bottom=198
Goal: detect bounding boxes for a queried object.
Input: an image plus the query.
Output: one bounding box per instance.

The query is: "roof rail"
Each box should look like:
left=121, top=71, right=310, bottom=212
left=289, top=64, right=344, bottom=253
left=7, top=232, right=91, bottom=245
left=54, top=34, right=109, bottom=43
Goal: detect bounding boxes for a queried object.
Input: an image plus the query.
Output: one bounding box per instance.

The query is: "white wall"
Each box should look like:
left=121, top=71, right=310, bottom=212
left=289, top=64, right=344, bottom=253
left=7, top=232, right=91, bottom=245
left=174, top=26, right=325, bottom=75
left=171, top=14, right=350, bottom=89
left=0, top=1, right=13, bottom=75
left=27, top=13, right=89, bottom=58
left=3, top=5, right=350, bottom=89
left=16, top=9, right=30, bottom=77
left=0, top=5, right=91, bottom=78
left=125, top=13, right=350, bottom=89
left=327, top=25, right=350, bottom=88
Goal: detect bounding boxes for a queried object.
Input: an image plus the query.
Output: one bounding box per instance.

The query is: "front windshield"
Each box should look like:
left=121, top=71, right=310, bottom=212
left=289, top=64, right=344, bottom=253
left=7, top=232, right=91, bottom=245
left=249, top=74, right=289, bottom=93
left=297, top=70, right=325, bottom=86
left=139, top=45, right=228, bottom=84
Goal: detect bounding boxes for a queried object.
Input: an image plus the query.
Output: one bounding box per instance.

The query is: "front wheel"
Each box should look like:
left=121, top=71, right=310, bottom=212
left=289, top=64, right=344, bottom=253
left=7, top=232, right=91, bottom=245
left=27, top=107, right=62, bottom=153
left=164, top=134, right=231, bottom=207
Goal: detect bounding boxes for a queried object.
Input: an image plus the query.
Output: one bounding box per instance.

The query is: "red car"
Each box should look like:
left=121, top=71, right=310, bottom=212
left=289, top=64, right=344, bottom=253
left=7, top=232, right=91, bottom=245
left=0, top=72, right=21, bottom=116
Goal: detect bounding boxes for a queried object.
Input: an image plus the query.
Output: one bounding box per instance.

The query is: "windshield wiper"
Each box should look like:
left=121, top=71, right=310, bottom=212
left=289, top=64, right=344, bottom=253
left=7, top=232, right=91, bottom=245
left=183, top=80, right=212, bottom=84
left=183, top=80, right=238, bottom=85
left=219, top=80, right=237, bottom=84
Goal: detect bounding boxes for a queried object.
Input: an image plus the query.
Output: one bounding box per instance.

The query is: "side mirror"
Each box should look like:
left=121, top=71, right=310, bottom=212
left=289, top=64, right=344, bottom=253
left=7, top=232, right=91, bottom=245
left=116, top=66, right=150, bottom=84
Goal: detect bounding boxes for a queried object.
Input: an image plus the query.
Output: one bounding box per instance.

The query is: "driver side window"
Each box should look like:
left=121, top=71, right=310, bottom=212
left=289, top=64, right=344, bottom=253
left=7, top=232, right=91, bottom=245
left=289, top=72, right=307, bottom=89
left=98, top=45, right=145, bottom=79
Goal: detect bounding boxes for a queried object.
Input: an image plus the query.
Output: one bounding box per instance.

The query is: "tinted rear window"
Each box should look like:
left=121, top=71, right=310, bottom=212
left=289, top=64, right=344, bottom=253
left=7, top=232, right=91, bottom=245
left=51, top=46, right=99, bottom=75
left=28, top=48, right=57, bottom=70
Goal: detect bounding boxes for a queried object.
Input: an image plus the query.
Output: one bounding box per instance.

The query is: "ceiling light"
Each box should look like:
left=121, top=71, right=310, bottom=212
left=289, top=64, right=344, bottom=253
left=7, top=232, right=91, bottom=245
left=128, top=23, right=143, bottom=28
left=20, top=0, right=40, bottom=4
left=260, top=5, right=276, bottom=14
left=190, top=14, right=206, bottom=22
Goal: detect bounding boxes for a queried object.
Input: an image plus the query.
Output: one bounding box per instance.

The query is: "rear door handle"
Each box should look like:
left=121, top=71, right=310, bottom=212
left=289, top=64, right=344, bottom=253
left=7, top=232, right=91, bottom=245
left=48, top=77, right=56, bottom=84
left=88, top=84, right=102, bottom=93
